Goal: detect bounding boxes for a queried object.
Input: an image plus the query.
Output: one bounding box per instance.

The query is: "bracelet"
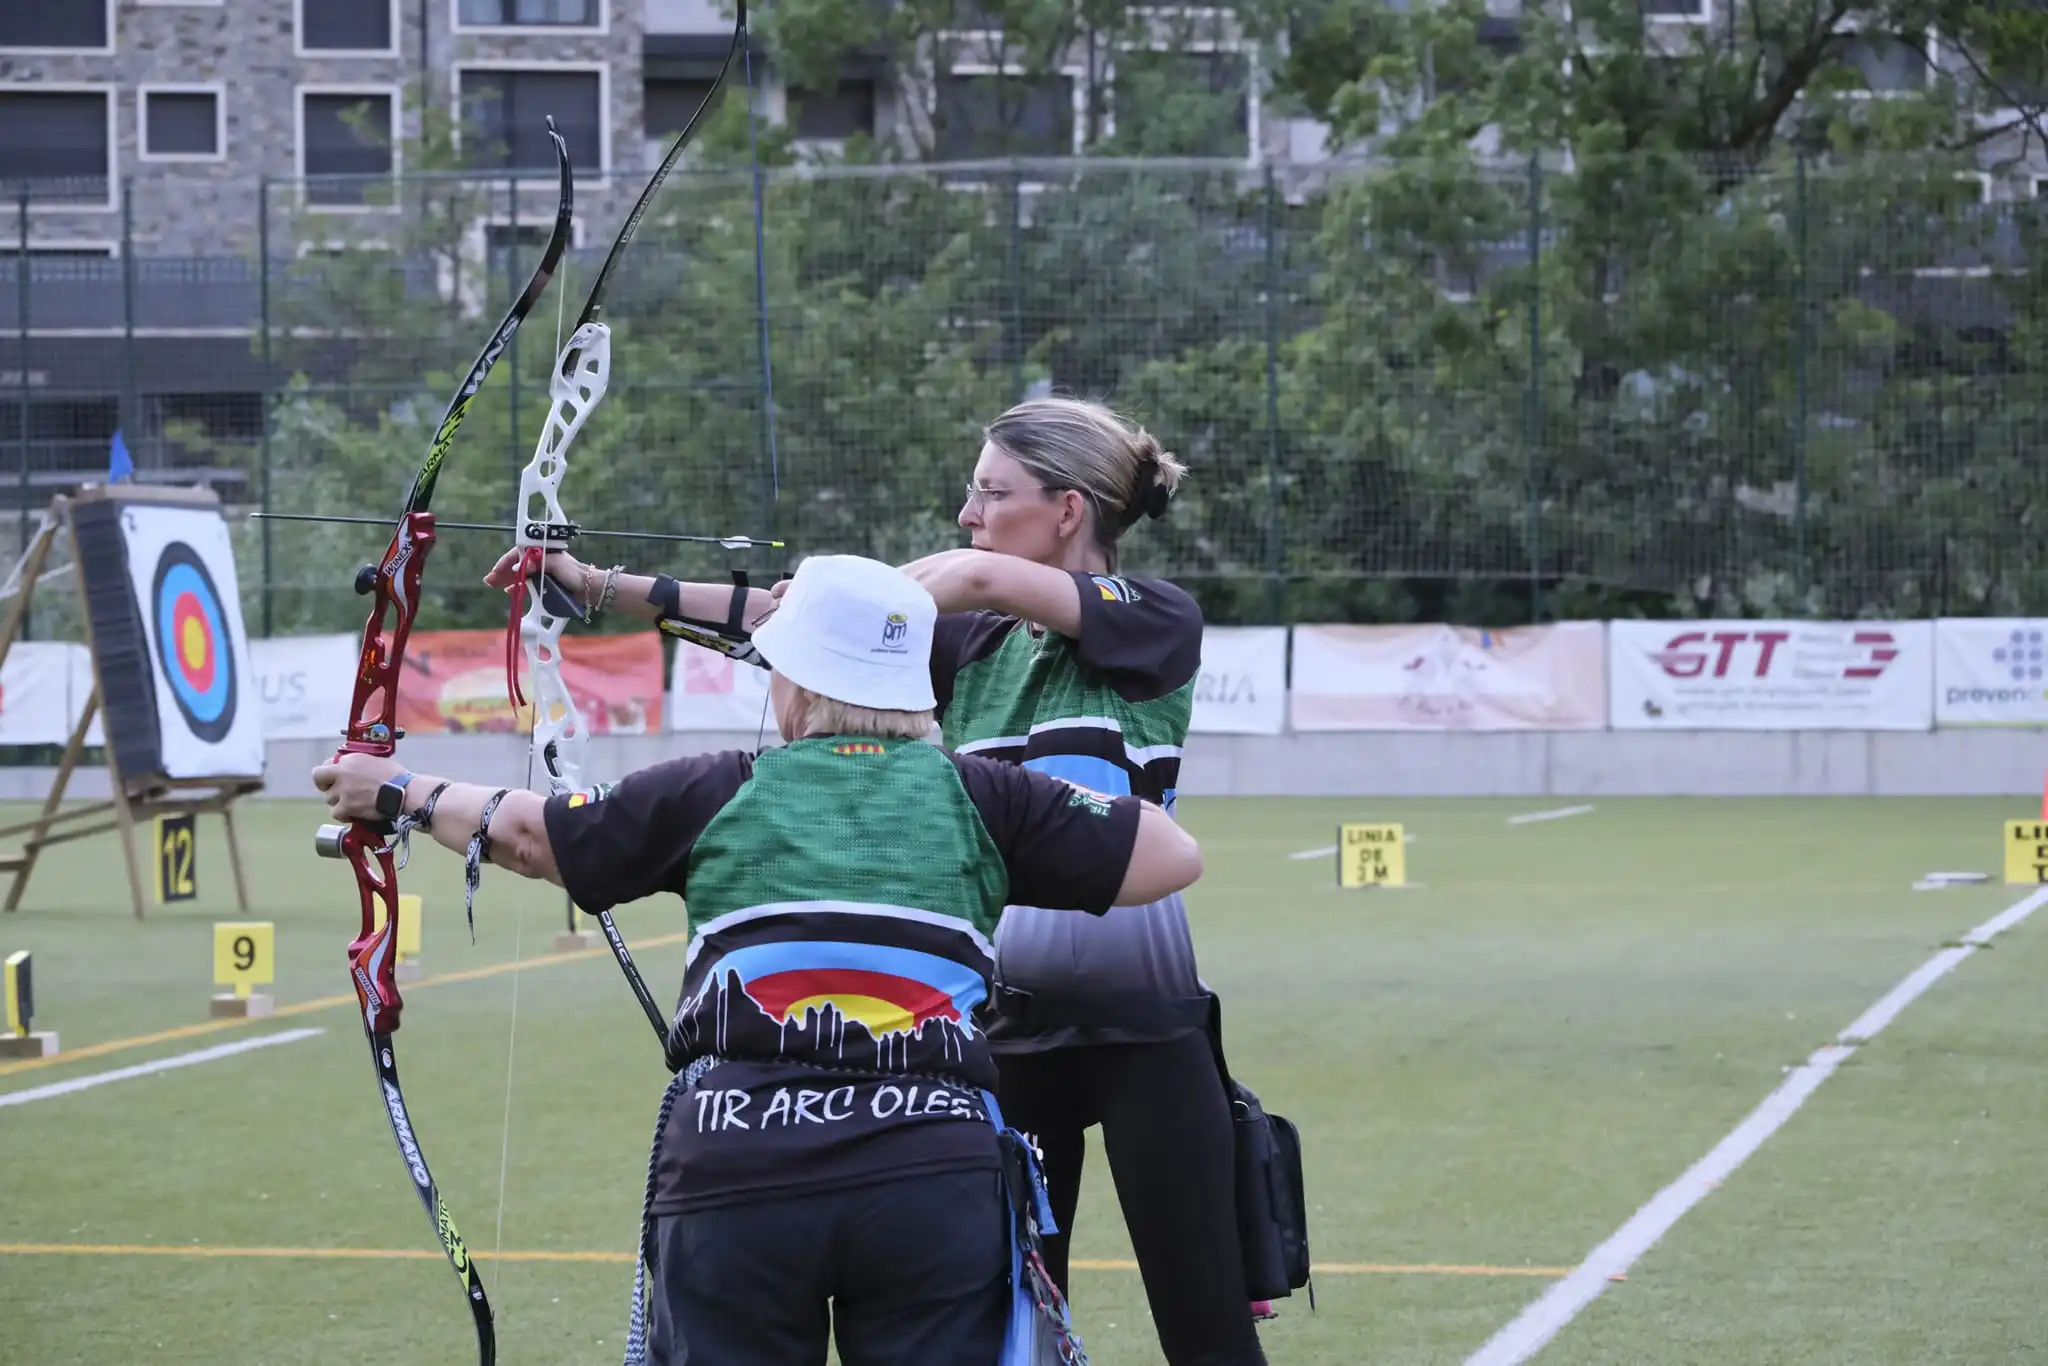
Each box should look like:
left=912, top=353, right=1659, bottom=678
left=413, top=780, right=452, bottom=832
left=461, top=788, right=513, bottom=943
left=596, top=565, right=623, bottom=619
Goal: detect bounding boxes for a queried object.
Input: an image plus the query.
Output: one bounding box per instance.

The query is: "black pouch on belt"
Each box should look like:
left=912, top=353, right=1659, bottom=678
left=1205, top=996, right=1313, bottom=1307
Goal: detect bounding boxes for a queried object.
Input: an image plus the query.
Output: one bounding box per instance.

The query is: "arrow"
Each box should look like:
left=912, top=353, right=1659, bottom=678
left=246, top=511, right=784, bottom=551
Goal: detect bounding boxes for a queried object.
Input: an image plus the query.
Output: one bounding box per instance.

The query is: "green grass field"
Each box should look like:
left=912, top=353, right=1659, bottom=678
left=2, top=794, right=2046, bottom=1365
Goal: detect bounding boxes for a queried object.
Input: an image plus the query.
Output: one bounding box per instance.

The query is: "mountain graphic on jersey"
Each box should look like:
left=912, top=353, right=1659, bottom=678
left=676, top=939, right=988, bottom=1073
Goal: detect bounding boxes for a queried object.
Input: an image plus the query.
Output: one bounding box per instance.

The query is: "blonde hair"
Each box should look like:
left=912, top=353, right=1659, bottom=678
left=984, top=397, right=1187, bottom=569
left=799, top=691, right=936, bottom=741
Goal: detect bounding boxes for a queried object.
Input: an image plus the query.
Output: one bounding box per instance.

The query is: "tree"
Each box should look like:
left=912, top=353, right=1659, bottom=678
left=1254, top=0, right=2048, bottom=619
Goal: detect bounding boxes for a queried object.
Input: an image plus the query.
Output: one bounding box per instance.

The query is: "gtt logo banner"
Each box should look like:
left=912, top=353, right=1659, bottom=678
left=1648, top=629, right=1900, bottom=681
left=1609, top=620, right=1933, bottom=730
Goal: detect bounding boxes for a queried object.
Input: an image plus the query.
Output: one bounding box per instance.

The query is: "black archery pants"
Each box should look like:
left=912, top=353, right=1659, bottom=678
left=645, top=1167, right=1010, bottom=1366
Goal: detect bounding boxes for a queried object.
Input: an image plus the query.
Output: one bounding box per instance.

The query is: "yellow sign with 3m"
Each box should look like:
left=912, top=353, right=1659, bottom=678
left=1338, top=823, right=1406, bottom=888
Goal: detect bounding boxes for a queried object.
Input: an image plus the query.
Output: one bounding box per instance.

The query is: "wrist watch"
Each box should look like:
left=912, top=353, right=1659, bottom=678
left=374, top=770, right=415, bottom=823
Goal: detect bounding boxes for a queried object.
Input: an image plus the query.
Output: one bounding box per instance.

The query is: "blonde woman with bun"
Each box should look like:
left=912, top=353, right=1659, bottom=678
left=484, top=396, right=1265, bottom=1366
left=896, top=397, right=1266, bottom=1366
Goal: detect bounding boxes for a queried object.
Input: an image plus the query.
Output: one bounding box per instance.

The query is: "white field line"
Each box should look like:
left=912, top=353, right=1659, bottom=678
left=1507, top=805, right=1595, bottom=826
left=0, top=1029, right=325, bottom=1109
left=1463, top=886, right=2048, bottom=1366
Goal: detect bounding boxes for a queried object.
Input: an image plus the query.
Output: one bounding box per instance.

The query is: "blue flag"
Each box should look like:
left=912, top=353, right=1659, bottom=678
left=108, top=428, right=132, bottom=484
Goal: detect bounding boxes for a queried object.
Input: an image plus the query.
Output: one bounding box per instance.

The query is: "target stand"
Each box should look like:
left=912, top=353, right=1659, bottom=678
left=0, top=487, right=261, bottom=921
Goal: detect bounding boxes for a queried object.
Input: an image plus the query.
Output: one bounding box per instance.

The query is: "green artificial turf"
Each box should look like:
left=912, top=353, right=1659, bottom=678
left=0, top=794, right=2042, bottom=1364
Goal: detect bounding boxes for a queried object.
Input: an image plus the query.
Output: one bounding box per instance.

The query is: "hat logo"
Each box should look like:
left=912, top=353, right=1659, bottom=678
left=882, top=611, right=908, bottom=646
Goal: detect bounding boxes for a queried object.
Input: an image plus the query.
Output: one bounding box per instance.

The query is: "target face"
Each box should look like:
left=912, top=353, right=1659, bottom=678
left=151, top=542, right=238, bottom=742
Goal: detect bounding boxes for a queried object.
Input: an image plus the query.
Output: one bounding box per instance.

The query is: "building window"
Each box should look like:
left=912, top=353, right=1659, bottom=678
left=934, top=71, right=1076, bottom=159
left=140, top=88, right=225, bottom=161
left=1830, top=33, right=1930, bottom=96
left=458, top=68, right=604, bottom=172
left=0, top=245, right=117, bottom=260
left=645, top=77, right=721, bottom=139
left=300, top=90, right=397, bottom=207
left=299, top=0, right=396, bottom=54
left=789, top=80, right=876, bottom=140
left=456, top=0, right=601, bottom=28
left=1109, top=50, right=1249, bottom=158
left=0, top=1, right=112, bottom=51
left=0, top=91, right=115, bottom=208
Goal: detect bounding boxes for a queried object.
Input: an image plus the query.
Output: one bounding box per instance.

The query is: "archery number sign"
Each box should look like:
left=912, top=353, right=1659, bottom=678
left=1338, top=822, right=1407, bottom=888
left=154, top=812, right=198, bottom=903
left=213, top=921, right=274, bottom=1000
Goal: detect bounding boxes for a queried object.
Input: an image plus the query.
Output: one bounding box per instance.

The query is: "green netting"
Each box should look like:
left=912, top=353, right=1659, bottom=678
left=5, top=150, right=2044, bottom=634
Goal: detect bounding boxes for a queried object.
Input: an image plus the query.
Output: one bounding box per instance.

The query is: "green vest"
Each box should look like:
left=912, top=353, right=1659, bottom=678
left=672, top=736, right=1010, bottom=1084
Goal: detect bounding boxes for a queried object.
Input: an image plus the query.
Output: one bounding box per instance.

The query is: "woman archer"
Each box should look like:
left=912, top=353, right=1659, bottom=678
left=486, top=396, right=1269, bottom=1366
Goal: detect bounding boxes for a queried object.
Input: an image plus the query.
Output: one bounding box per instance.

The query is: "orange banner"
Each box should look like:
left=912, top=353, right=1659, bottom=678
left=392, top=630, right=664, bottom=736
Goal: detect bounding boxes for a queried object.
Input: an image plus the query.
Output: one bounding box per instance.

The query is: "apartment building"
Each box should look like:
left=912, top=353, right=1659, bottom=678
left=0, top=0, right=662, bottom=497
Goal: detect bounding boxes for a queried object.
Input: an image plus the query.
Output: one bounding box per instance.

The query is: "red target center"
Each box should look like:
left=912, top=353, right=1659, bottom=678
left=172, top=592, right=215, bottom=693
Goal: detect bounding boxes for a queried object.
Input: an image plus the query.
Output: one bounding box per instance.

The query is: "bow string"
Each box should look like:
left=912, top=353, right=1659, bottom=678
left=500, top=5, right=767, bottom=1052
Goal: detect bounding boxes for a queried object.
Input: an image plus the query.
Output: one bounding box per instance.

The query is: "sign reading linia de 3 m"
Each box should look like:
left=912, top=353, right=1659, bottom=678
left=1608, top=620, right=1933, bottom=730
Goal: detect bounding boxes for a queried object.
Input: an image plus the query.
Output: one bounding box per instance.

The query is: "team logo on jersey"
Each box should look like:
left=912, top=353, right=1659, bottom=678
left=1090, top=575, right=1139, bottom=604
left=882, top=611, right=908, bottom=646
left=1059, top=780, right=1114, bottom=817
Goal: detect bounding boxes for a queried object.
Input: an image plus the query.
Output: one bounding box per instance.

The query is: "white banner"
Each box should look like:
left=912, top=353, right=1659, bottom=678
left=122, top=504, right=265, bottom=776
left=252, top=634, right=361, bottom=740
left=1290, top=622, right=1607, bottom=731
left=1609, top=619, right=1933, bottom=730
left=0, top=642, right=89, bottom=745
left=1190, top=627, right=1287, bottom=735
left=1934, top=619, right=2048, bottom=727
left=668, top=642, right=772, bottom=731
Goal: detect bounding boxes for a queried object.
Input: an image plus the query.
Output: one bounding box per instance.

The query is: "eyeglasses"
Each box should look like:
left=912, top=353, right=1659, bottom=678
left=962, top=482, right=1055, bottom=509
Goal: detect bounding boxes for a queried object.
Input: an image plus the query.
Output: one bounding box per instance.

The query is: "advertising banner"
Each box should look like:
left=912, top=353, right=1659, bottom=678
left=1290, top=622, right=1607, bottom=731
left=1190, top=627, right=1287, bottom=735
left=394, top=630, right=665, bottom=735
left=669, top=641, right=772, bottom=731
left=1609, top=619, right=1933, bottom=730
left=251, top=634, right=360, bottom=740
left=1934, top=619, right=2048, bottom=727
left=0, top=642, right=88, bottom=746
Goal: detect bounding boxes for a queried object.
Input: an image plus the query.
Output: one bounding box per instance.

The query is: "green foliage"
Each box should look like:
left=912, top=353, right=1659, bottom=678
left=227, top=1, right=2048, bottom=633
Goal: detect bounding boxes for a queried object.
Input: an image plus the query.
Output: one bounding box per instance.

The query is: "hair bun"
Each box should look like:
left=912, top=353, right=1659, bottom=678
left=1120, top=454, right=1172, bottom=529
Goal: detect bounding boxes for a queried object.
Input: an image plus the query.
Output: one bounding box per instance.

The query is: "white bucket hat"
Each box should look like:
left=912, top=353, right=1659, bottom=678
left=749, top=554, right=939, bottom=712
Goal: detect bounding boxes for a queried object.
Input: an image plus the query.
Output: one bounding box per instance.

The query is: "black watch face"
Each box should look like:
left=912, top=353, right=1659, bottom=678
left=376, top=781, right=405, bottom=821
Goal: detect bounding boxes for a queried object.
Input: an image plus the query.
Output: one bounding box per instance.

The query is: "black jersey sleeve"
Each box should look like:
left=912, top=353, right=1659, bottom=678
left=1067, top=572, right=1203, bottom=703
left=541, top=751, right=754, bottom=914
left=947, top=752, right=1140, bottom=914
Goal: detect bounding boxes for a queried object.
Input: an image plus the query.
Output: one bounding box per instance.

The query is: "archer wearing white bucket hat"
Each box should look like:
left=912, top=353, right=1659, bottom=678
left=315, top=547, right=1206, bottom=1366
left=749, top=553, right=940, bottom=715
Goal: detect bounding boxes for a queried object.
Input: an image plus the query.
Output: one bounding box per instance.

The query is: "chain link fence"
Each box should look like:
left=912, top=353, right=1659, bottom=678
left=3, top=149, right=2043, bottom=636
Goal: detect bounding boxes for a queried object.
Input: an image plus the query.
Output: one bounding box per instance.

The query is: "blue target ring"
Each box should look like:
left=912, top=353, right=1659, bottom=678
left=152, top=543, right=237, bottom=742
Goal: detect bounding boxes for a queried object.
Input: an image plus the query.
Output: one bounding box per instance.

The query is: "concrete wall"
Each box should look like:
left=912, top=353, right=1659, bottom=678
left=7, top=728, right=2045, bottom=802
